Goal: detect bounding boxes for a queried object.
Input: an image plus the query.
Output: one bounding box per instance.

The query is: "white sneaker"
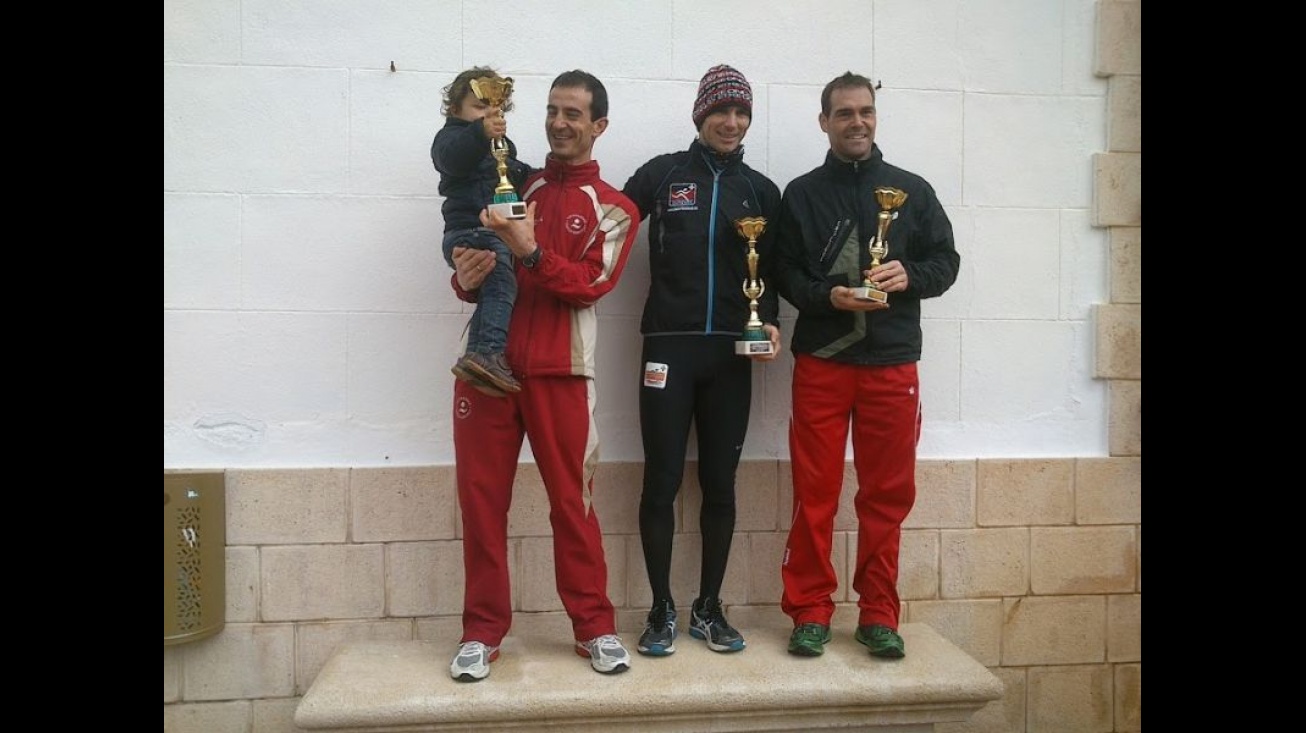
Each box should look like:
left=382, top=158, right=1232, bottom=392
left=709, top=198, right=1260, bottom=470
left=449, top=641, right=499, bottom=682
left=575, top=634, right=631, bottom=674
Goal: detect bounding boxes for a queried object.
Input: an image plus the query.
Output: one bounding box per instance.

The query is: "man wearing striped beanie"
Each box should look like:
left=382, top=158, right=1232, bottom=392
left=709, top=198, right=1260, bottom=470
left=692, top=64, right=753, bottom=127
left=621, top=64, right=782, bottom=661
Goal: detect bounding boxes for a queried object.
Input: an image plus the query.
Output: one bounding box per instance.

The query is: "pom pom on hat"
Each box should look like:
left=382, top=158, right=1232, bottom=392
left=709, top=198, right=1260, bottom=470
left=693, top=64, right=753, bottom=127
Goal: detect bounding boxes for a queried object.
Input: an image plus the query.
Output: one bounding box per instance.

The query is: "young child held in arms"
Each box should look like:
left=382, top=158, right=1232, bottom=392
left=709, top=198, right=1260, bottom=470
left=431, top=66, right=532, bottom=395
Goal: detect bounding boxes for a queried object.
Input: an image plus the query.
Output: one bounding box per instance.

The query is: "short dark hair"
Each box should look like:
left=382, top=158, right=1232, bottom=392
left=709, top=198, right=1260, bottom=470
left=442, top=66, right=515, bottom=117
left=820, top=71, right=877, bottom=116
left=550, top=69, right=609, bottom=120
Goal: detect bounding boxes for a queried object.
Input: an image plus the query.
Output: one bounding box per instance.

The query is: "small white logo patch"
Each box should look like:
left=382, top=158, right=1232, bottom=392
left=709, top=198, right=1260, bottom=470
left=456, top=397, right=472, bottom=418
left=643, top=362, right=669, bottom=389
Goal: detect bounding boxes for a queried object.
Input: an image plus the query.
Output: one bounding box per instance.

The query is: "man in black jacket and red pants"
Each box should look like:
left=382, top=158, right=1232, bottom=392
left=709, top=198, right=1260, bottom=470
left=774, top=71, right=960, bottom=660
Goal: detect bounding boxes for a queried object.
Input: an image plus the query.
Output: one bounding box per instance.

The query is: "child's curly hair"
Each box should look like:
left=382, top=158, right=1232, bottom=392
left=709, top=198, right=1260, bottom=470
left=442, top=66, right=515, bottom=117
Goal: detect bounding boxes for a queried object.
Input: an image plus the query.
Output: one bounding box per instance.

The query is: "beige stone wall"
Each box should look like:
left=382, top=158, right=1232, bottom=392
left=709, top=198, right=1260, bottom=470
left=164, top=455, right=1141, bottom=733
left=163, top=4, right=1140, bottom=730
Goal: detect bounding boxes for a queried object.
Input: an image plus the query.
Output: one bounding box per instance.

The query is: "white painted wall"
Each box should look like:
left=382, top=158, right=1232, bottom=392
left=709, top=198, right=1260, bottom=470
left=164, top=0, right=1110, bottom=468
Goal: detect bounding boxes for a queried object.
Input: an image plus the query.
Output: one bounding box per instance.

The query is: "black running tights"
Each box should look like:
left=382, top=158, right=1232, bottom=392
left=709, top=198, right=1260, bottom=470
left=638, top=335, right=751, bottom=606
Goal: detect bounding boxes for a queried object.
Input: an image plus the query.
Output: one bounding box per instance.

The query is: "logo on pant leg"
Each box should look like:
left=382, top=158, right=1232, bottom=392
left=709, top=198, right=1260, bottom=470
left=456, top=396, right=471, bottom=418
left=643, top=362, right=669, bottom=389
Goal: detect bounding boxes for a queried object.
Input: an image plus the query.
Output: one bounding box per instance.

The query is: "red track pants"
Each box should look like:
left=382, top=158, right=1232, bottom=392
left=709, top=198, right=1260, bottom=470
left=781, top=354, right=920, bottom=629
left=453, top=375, right=616, bottom=647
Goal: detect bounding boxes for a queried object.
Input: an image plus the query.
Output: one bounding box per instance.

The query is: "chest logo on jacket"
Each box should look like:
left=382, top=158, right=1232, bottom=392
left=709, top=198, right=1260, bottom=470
left=566, top=213, right=587, bottom=234
left=668, top=183, right=698, bottom=211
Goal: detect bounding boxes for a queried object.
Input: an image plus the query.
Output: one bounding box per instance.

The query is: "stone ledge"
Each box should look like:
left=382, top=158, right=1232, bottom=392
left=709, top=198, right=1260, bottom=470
left=295, top=620, right=1003, bottom=732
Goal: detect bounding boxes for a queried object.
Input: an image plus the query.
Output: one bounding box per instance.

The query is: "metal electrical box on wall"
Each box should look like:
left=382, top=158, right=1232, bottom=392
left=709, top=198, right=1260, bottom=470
left=164, top=471, right=226, bottom=645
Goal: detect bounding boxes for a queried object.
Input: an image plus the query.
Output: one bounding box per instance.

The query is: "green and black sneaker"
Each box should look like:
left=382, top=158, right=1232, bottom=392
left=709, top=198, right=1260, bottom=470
left=855, top=624, right=905, bottom=659
left=787, top=623, right=832, bottom=657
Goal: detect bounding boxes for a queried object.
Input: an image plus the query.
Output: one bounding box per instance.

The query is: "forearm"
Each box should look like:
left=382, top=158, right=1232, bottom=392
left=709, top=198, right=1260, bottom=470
left=531, top=206, right=636, bottom=307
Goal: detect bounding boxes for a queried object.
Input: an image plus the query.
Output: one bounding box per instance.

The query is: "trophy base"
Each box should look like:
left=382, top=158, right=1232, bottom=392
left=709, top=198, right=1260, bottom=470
left=852, top=286, right=888, bottom=304
left=736, top=340, right=775, bottom=356
left=489, top=201, right=527, bottom=220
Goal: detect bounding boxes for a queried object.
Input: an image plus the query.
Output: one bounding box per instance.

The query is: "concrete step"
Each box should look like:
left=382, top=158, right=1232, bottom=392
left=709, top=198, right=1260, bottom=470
left=295, top=613, right=1003, bottom=733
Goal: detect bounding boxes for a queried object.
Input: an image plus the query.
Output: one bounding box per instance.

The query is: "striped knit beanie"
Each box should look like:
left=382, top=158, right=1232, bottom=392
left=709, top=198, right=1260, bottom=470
left=692, top=64, right=753, bottom=127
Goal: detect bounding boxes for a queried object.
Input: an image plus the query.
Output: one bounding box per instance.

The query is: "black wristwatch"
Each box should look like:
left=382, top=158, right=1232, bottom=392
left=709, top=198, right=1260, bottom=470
left=521, top=247, right=542, bottom=269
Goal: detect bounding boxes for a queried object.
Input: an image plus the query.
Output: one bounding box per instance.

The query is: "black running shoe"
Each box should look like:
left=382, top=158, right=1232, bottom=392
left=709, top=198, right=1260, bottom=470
left=637, top=599, right=677, bottom=656
left=689, top=597, right=745, bottom=652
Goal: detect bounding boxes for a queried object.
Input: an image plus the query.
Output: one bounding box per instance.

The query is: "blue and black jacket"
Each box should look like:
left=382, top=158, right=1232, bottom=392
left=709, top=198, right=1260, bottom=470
left=622, top=139, right=782, bottom=337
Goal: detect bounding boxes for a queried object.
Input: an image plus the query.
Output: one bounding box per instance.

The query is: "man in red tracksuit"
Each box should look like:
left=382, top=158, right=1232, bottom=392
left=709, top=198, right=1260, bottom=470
left=445, top=70, right=641, bottom=682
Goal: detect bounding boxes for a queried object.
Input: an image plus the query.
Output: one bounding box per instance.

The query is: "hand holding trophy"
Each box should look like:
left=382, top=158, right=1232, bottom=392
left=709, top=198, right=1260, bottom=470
left=469, top=75, right=527, bottom=220
left=853, top=187, right=908, bottom=304
left=734, top=216, right=775, bottom=356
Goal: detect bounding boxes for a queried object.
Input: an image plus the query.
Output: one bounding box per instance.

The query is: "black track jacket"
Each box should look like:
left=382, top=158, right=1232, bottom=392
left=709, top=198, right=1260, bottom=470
left=775, top=145, right=959, bottom=365
left=623, top=139, right=782, bottom=337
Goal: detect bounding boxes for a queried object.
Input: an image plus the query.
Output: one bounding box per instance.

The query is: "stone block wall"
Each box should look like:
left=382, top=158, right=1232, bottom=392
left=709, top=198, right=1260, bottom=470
left=164, top=454, right=1141, bottom=733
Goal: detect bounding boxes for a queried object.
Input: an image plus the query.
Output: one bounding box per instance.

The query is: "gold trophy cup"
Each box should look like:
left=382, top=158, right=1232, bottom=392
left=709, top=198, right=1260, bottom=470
left=469, top=75, right=527, bottom=220
left=853, top=187, right=909, bottom=304
left=734, top=216, right=774, bottom=356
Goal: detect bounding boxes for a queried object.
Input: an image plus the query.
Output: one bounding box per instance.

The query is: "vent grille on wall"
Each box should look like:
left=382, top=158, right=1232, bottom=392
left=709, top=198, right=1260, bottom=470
left=164, top=472, right=225, bottom=645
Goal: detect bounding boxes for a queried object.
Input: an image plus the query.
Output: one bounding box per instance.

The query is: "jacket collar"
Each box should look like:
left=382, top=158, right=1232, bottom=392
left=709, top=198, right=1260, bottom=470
left=691, top=138, right=745, bottom=173
left=823, top=143, right=884, bottom=178
left=543, top=155, right=601, bottom=185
